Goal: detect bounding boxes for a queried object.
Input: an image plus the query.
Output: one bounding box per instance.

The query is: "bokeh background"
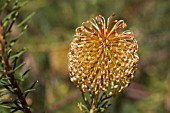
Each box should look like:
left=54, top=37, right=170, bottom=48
left=1, top=0, right=170, bottom=113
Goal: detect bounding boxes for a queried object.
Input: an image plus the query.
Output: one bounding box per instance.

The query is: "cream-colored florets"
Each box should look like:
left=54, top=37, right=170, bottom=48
left=68, top=13, right=139, bottom=96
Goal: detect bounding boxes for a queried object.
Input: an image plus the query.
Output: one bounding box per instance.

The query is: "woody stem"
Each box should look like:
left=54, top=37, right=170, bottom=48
left=0, top=27, right=32, bottom=113
left=90, top=92, right=99, bottom=113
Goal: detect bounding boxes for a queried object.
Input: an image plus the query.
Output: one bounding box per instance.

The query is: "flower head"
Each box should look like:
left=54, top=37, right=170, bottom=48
left=68, top=13, right=139, bottom=96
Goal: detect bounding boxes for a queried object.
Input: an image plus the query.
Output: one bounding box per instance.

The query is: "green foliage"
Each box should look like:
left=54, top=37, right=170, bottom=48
left=79, top=91, right=112, bottom=113
left=0, top=0, right=35, bottom=112
left=1, top=0, right=170, bottom=113
left=19, top=0, right=170, bottom=113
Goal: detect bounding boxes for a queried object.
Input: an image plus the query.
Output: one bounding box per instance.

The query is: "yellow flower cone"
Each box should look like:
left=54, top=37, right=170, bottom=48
left=68, top=13, right=139, bottom=96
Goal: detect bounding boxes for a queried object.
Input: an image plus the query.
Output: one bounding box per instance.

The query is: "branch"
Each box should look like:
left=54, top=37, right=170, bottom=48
left=0, top=25, right=31, bottom=113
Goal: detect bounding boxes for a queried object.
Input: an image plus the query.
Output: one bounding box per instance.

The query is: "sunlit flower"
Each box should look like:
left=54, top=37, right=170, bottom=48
left=68, top=13, right=139, bottom=96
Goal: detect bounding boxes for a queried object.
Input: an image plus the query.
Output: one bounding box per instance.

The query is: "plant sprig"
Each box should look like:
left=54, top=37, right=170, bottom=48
left=0, top=0, right=36, bottom=112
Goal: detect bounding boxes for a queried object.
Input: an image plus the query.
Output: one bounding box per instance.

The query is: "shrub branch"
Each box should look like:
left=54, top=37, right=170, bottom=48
left=0, top=26, right=32, bottom=113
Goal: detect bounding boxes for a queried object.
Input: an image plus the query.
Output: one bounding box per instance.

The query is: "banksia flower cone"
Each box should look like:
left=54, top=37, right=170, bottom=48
left=68, top=13, right=139, bottom=96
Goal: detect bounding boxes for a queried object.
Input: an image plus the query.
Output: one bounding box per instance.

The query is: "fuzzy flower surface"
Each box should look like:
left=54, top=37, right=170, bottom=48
left=68, top=13, right=139, bottom=95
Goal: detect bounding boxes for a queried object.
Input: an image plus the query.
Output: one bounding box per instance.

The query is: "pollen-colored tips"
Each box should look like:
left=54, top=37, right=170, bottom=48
left=68, top=13, right=139, bottom=96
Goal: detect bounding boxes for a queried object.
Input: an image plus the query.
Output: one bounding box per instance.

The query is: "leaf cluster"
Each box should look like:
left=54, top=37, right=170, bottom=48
left=79, top=91, right=112, bottom=113
left=0, top=0, right=36, bottom=112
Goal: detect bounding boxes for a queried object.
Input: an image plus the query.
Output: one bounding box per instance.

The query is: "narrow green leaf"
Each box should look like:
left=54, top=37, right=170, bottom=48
left=24, top=89, right=36, bottom=94
left=98, top=91, right=106, bottom=104
left=9, top=25, right=28, bottom=47
left=0, top=79, right=10, bottom=86
left=13, top=62, right=25, bottom=72
left=2, top=0, right=28, bottom=33
left=98, top=95, right=112, bottom=106
left=97, top=99, right=111, bottom=113
left=13, top=100, right=22, bottom=109
left=14, top=12, right=35, bottom=29
left=6, top=12, right=19, bottom=33
left=1, top=101, right=14, bottom=104
left=100, top=101, right=109, bottom=109
left=0, top=104, right=11, bottom=108
left=2, top=85, right=14, bottom=94
left=24, top=80, right=38, bottom=97
left=12, top=57, right=18, bottom=70
left=7, top=48, right=12, bottom=58
left=10, top=48, right=27, bottom=59
left=15, top=0, right=28, bottom=10
left=0, top=91, right=12, bottom=97
left=2, top=11, right=16, bottom=28
left=78, top=102, right=89, bottom=112
left=10, top=109, right=19, bottom=113
left=10, top=106, right=22, bottom=112
left=82, top=93, right=90, bottom=110
left=22, top=68, right=30, bottom=78
left=0, top=73, right=5, bottom=80
left=0, top=0, right=11, bottom=13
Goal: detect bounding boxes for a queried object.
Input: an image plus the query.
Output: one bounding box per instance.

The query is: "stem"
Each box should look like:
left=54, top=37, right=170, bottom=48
left=90, top=92, right=99, bottom=113
left=0, top=26, right=32, bottom=113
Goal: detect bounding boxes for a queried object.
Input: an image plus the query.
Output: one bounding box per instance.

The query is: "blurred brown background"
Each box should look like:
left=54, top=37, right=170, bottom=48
left=1, top=0, right=170, bottom=113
